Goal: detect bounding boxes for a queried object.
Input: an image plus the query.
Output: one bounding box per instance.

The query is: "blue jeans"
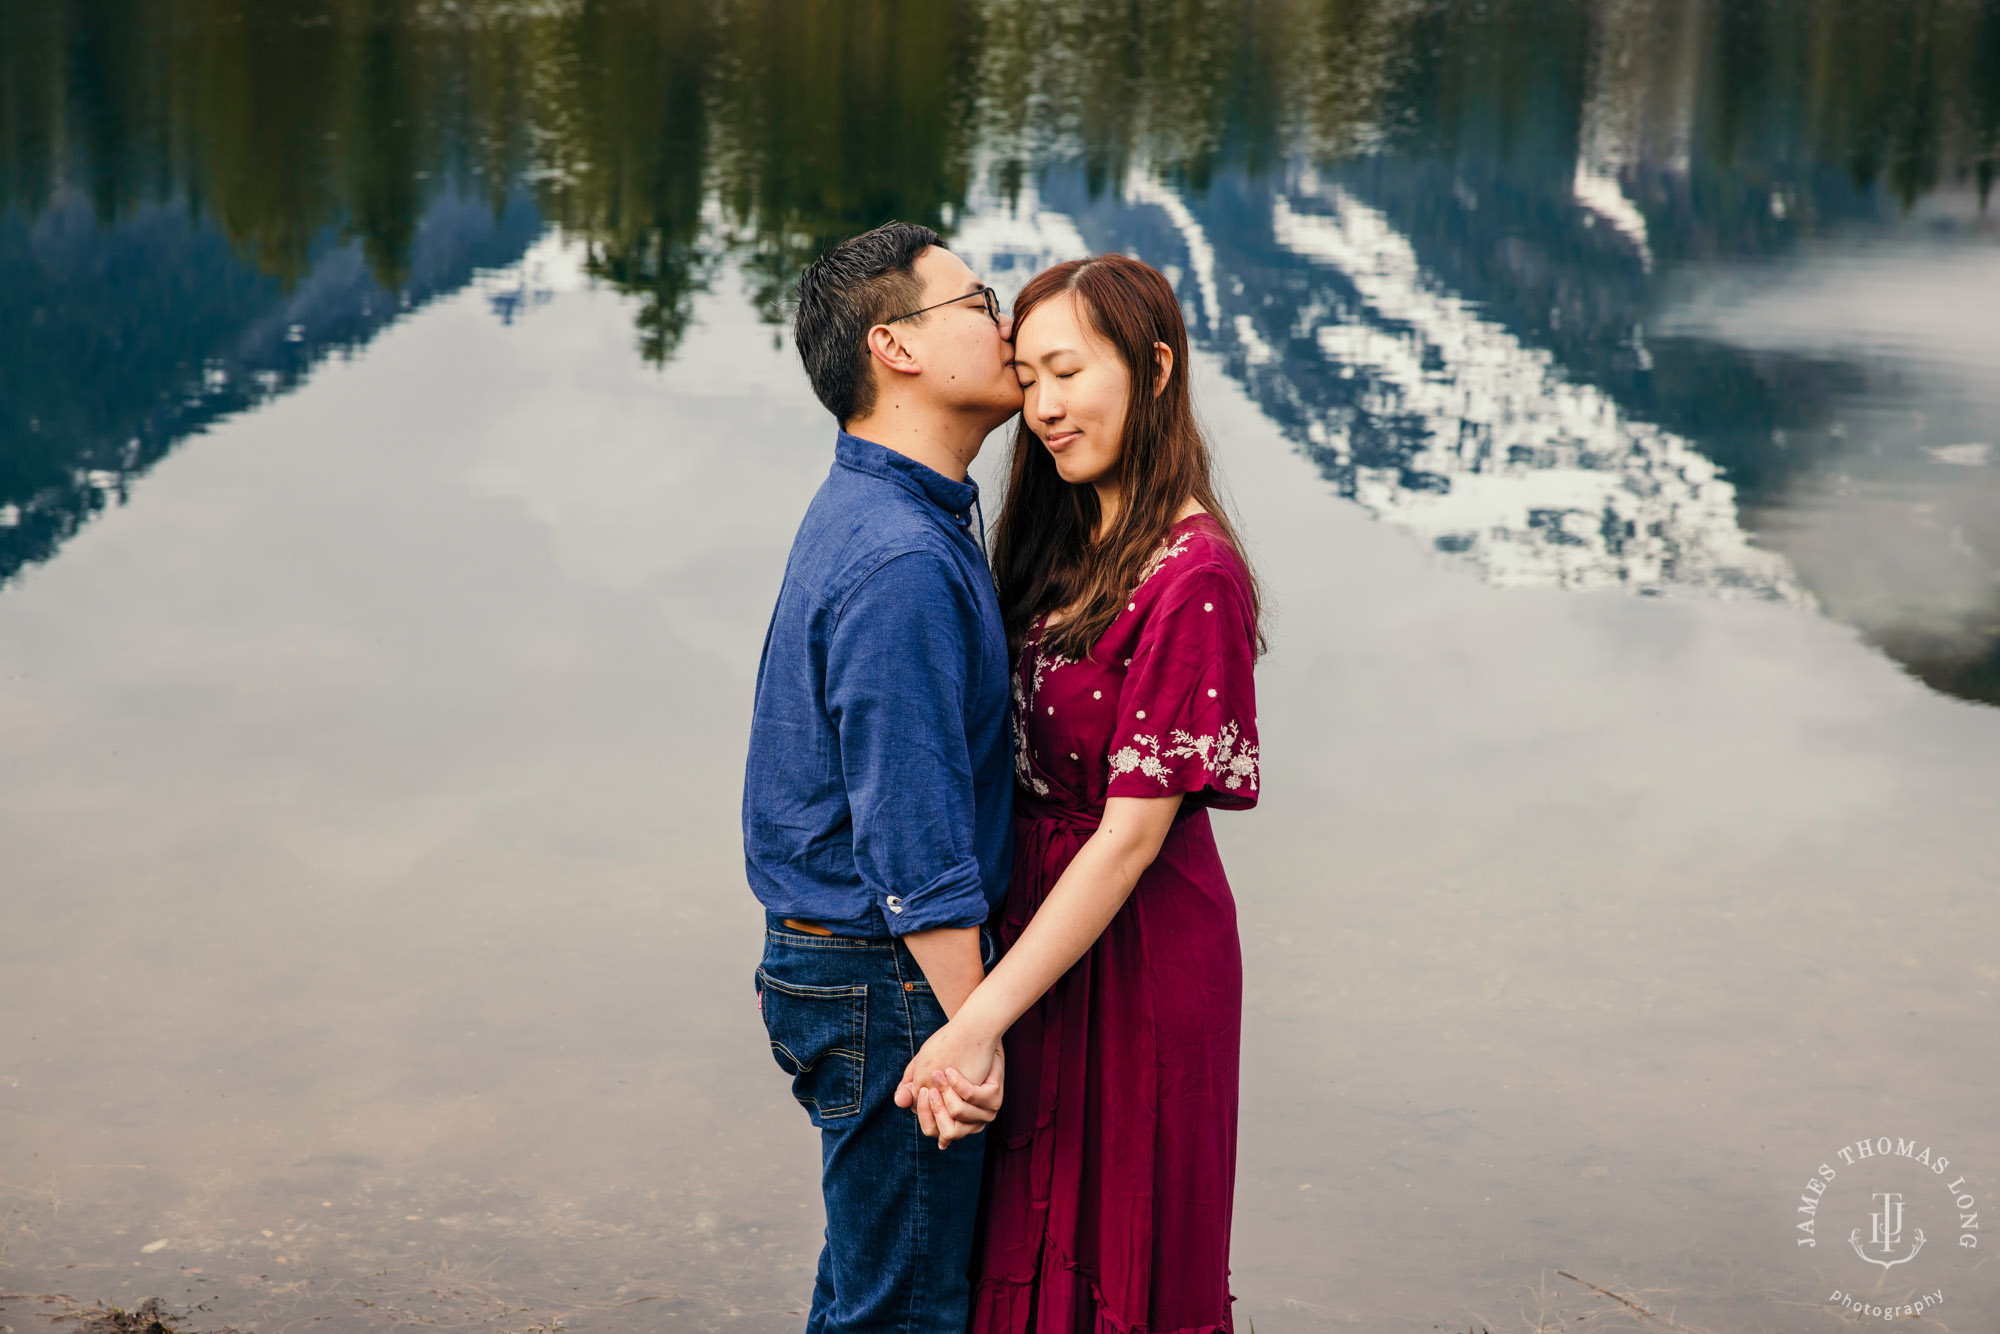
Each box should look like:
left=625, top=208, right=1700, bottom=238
left=755, top=914, right=997, bottom=1334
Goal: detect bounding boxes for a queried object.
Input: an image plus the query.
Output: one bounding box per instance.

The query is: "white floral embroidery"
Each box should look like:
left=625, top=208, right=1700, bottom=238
left=1010, top=670, right=1049, bottom=797
left=1010, top=639, right=1075, bottom=798
left=1168, top=720, right=1260, bottom=791
left=1134, top=528, right=1195, bottom=590
left=1107, top=720, right=1260, bottom=792
left=1108, top=733, right=1174, bottom=785
left=1029, top=643, right=1074, bottom=698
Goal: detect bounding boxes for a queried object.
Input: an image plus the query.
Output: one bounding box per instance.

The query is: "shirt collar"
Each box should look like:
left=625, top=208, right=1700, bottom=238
left=835, top=430, right=979, bottom=520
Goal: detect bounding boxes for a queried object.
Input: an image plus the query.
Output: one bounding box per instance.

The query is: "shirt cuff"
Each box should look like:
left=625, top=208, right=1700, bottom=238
left=881, top=860, right=990, bottom=935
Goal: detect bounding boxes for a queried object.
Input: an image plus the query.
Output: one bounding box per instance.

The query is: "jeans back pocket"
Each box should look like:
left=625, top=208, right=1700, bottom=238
left=754, top=967, right=867, bottom=1122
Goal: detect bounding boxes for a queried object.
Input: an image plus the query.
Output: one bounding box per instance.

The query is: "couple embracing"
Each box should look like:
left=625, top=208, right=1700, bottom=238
left=743, top=221, right=1263, bottom=1334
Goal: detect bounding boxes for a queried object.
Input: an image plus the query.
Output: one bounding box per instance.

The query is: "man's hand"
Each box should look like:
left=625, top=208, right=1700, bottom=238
left=928, top=1053, right=1004, bottom=1143
left=894, top=1024, right=1003, bottom=1144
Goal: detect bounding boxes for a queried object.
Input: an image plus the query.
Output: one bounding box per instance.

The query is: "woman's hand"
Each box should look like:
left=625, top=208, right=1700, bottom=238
left=907, top=1048, right=1004, bottom=1145
left=895, top=1026, right=1003, bottom=1144
left=919, top=1061, right=1002, bottom=1144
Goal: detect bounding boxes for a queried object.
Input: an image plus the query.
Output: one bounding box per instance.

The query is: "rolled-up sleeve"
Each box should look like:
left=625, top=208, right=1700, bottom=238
left=824, top=550, right=989, bottom=934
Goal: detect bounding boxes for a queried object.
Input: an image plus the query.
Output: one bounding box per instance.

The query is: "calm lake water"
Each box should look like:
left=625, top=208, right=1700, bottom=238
left=4, top=2, right=1999, bottom=1331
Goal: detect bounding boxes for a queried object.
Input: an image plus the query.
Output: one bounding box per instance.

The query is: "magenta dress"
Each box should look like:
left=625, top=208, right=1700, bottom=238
left=970, top=514, right=1259, bottom=1334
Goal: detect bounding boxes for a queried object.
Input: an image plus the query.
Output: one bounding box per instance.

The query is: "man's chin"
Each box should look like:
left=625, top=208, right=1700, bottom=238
left=975, top=398, right=1026, bottom=433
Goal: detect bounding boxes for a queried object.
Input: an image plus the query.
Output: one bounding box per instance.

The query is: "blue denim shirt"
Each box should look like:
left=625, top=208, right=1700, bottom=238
left=742, top=431, right=1014, bottom=936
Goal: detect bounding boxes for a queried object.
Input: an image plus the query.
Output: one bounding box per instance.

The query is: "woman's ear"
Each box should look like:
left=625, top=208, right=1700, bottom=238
left=1151, top=340, right=1175, bottom=398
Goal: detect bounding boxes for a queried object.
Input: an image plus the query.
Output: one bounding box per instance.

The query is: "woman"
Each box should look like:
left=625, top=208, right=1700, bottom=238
left=897, top=253, right=1264, bottom=1334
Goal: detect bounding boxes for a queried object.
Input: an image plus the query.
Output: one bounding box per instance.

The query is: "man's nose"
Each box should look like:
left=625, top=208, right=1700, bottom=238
left=997, top=313, right=1014, bottom=341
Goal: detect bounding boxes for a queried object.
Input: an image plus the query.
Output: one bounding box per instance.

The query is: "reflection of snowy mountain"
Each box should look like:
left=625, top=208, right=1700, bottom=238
left=948, top=175, right=1092, bottom=307
left=1265, top=179, right=1801, bottom=601
left=955, top=167, right=1806, bottom=604
left=954, top=159, right=2000, bottom=706
left=0, top=189, right=543, bottom=586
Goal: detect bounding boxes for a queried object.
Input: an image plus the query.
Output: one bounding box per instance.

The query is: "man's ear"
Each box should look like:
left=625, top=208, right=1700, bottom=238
left=1151, top=340, right=1175, bottom=398
left=866, top=322, right=924, bottom=380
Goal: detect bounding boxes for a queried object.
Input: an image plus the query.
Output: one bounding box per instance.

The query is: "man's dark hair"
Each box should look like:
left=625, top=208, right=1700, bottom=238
left=793, top=221, right=941, bottom=424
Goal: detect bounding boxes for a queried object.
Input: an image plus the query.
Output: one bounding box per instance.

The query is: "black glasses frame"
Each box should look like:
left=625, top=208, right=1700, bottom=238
left=884, top=285, right=1001, bottom=326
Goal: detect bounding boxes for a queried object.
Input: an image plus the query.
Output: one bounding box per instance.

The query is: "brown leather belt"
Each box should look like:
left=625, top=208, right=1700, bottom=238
left=778, top=916, right=899, bottom=942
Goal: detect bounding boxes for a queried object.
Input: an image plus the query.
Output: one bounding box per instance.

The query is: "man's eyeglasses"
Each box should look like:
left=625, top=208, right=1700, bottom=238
left=884, top=285, right=1001, bottom=326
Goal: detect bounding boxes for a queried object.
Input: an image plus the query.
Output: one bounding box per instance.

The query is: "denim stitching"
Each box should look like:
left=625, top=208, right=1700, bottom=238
left=766, top=927, right=894, bottom=951
left=756, top=971, right=869, bottom=1000
left=756, top=968, right=867, bottom=1118
left=895, top=943, right=930, bottom=1334
left=890, top=943, right=919, bottom=1038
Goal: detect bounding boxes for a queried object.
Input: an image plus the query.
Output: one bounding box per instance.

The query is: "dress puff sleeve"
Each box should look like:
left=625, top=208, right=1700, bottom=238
left=1105, top=553, right=1260, bottom=809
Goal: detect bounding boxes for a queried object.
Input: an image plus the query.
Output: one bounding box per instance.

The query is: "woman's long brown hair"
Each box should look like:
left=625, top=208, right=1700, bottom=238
left=990, top=253, right=1263, bottom=663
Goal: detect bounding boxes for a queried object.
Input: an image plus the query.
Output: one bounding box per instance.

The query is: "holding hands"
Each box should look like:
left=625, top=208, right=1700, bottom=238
left=895, top=1022, right=1004, bottom=1145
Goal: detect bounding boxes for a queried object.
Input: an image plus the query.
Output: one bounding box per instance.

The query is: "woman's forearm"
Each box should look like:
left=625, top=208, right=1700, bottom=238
left=955, top=794, right=1181, bottom=1044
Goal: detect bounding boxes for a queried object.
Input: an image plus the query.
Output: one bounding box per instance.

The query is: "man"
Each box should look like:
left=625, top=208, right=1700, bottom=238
left=743, top=221, right=1021, bottom=1333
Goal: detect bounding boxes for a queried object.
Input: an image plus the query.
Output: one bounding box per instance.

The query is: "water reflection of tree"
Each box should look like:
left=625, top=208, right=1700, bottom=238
left=539, top=0, right=720, bottom=362
left=1, top=0, right=990, bottom=362
left=7, top=0, right=1997, bottom=305
left=709, top=0, right=982, bottom=326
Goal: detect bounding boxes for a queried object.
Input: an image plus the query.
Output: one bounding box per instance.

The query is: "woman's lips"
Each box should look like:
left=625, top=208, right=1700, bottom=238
left=1046, top=429, right=1080, bottom=450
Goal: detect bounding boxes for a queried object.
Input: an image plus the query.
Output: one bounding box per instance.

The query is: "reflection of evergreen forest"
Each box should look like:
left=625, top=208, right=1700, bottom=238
left=4, top=0, right=1999, bottom=682
left=6, top=0, right=1996, bottom=336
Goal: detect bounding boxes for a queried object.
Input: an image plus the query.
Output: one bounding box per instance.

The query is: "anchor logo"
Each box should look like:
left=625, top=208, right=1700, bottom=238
left=1849, top=1192, right=1925, bottom=1270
